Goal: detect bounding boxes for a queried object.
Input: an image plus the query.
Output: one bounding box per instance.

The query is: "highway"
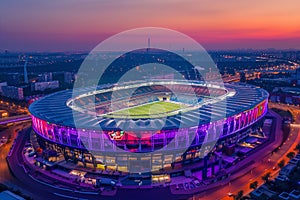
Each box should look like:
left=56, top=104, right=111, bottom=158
left=220, top=105, right=300, bottom=200
left=194, top=103, right=300, bottom=200
left=0, top=115, right=31, bottom=125
left=0, top=122, right=32, bottom=190
left=2, top=103, right=298, bottom=200
left=3, top=126, right=190, bottom=200
left=5, top=127, right=101, bottom=200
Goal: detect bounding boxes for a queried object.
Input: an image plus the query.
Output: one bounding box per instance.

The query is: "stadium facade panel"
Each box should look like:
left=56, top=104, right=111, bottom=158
left=29, top=81, right=268, bottom=172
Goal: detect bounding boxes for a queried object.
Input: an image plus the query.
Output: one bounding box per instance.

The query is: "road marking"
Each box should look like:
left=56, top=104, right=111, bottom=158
left=28, top=174, right=99, bottom=195
left=74, top=190, right=99, bottom=195
left=53, top=193, right=88, bottom=200
left=29, top=174, right=73, bottom=191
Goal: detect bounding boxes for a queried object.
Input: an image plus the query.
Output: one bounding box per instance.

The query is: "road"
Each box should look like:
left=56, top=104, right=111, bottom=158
left=3, top=103, right=298, bottom=200
left=221, top=114, right=300, bottom=199
left=0, top=115, right=31, bottom=125
left=195, top=103, right=300, bottom=200
left=3, top=126, right=191, bottom=200
left=0, top=100, right=28, bottom=112
left=5, top=127, right=102, bottom=200
left=0, top=122, right=31, bottom=187
left=0, top=124, right=19, bottom=183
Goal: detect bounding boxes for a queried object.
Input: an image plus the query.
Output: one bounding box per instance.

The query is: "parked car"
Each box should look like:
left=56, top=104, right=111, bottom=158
left=28, top=151, right=36, bottom=157
left=190, top=182, right=195, bottom=189
left=184, top=182, right=189, bottom=190
left=193, top=179, right=201, bottom=187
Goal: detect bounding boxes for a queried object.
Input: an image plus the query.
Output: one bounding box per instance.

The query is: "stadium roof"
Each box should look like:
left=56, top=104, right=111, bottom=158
left=29, top=82, right=268, bottom=131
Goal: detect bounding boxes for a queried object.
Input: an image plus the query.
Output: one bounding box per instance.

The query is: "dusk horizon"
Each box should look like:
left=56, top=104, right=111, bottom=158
left=1, top=0, right=300, bottom=52
left=1, top=1, right=300, bottom=200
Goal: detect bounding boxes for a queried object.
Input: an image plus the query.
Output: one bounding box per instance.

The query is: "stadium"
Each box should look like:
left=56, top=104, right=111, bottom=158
left=29, top=79, right=268, bottom=175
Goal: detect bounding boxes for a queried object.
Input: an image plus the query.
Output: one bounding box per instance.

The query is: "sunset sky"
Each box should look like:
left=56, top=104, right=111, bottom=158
left=1, top=0, right=299, bottom=52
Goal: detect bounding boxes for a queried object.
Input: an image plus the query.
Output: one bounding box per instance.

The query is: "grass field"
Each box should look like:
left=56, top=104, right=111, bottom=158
left=106, top=101, right=184, bottom=118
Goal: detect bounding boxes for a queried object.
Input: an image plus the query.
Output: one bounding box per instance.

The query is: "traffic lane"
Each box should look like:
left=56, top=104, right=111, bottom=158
left=5, top=128, right=105, bottom=200
left=220, top=106, right=300, bottom=199
left=193, top=109, right=284, bottom=199
left=7, top=128, right=190, bottom=200
left=221, top=131, right=300, bottom=199
left=195, top=152, right=276, bottom=199
left=0, top=124, right=34, bottom=187
left=0, top=142, right=14, bottom=182
left=0, top=122, right=30, bottom=177
left=0, top=122, right=30, bottom=141
left=0, top=127, right=12, bottom=143
left=0, top=116, right=31, bottom=125
left=0, top=123, right=34, bottom=195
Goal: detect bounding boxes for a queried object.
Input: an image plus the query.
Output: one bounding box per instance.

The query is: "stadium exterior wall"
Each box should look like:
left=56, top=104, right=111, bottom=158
left=31, top=98, right=268, bottom=172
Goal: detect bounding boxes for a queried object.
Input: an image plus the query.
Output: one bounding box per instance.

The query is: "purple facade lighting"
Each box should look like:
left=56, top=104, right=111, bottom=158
left=31, top=99, right=268, bottom=153
left=29, top=82, right=269, bottom=171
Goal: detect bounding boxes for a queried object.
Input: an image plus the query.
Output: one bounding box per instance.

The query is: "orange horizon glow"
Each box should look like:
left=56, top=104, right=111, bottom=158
left=1, top=0, right=300, bottom=51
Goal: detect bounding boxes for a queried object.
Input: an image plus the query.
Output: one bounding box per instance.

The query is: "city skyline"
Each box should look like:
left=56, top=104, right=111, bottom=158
left=1, top=0, right=300, bottom=52
left=1, top=1, right=300, bottom=199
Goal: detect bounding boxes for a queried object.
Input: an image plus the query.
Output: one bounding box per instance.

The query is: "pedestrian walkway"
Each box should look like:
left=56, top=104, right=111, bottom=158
left=171, top=110, right=283, bottom=196
left=10, top=110, right=284, bottom=198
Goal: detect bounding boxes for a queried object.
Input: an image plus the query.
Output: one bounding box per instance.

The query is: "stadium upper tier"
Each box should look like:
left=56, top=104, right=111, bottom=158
left=29, top=80, right=268, bottom=132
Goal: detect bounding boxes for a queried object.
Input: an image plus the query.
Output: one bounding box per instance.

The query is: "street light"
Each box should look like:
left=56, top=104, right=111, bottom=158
left=227, top=181, right=233, bottom=196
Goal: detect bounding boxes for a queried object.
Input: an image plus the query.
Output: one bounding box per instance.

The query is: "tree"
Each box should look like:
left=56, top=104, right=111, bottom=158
left=287, top=151, right=296, bottom=160
left=234, top=190, right=244, bottom=200
left=278, top=159, right=285, bottom=169
left=250, top=181, right=258, bottom=190
left=294, top=143, right=300, bottom=153
left=261, top=172, right=271, bottom=183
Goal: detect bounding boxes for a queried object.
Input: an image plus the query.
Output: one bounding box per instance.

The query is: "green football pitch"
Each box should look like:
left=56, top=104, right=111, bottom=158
left=106, top=101, right=184, bottom=118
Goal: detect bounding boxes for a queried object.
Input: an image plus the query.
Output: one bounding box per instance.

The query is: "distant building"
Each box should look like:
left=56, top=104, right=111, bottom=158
left=149, top=73, right=175, bottom=80
left=269, top=87, right=300, bottom=105
left=31, top=80, right=59, bottom=91
left=296, top=68, right=300, bottom=86
left=0, top=52, right=21, bottom=69
left=289, top=157, right=300, bottom=166
left=205, top=71, right=222, bottom=81
left=240, top=72, right=246, bottom=82
left=279, top=192, right=290, bottom=200
left=7, top=73, right=21, bottom=85
left=279, top=190, right=300, bottom=200
left=279, top=163, right=296, bottom=176
left=0, top=110, right=9, bottom=118
left=289, top=190, right=300, bottom=200
left=64, top=72, right=74, bottom=84
left=1, top=86, right=24, bottom=100
left=0, top=81, right=8, bottom=93
left=250, top=185, right=277, bottom=200
left=39, top=72, right=53, bottom=82
left=260, top=78, right=291, bottom=85
left=262, top=118, right=273, bottom=136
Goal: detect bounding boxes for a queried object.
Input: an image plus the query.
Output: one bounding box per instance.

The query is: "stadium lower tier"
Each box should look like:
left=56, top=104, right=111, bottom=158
left=31, top=100, right=267, bottom=172
left=34, top=118, right=264, bottom=173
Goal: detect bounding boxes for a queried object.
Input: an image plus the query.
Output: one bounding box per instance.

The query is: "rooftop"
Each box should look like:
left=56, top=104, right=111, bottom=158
left=29, top=81, right=268, bottom=131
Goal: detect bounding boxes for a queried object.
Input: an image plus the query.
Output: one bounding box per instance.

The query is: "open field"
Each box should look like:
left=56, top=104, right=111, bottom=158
left=106, top=101, right=185, bottom=118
